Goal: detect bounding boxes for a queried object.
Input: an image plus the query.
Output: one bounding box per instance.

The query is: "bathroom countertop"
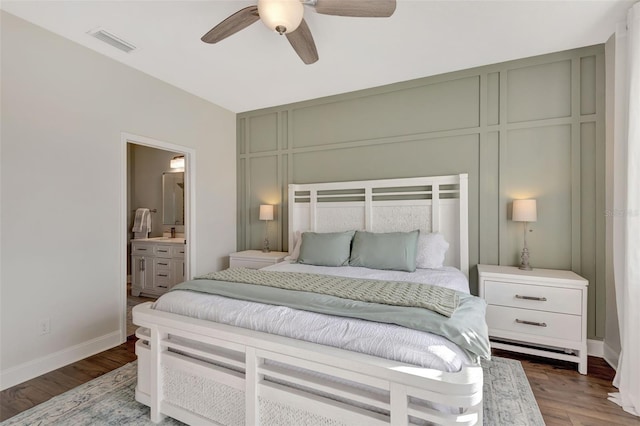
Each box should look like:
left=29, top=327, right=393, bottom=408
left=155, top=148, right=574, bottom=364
left=130, top=237, right=185, bottom=244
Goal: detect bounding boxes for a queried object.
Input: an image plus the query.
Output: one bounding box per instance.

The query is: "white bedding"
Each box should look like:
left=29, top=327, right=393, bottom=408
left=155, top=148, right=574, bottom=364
left=153, top=264, right=473, bottom=372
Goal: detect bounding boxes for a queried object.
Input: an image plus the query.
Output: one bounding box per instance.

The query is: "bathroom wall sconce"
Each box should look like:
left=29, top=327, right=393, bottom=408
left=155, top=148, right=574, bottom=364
left=259, top=204, right=274, bottom=253
left=170, top=155, right=185, bottom=169
left=512, top=199, right=537, bottom=270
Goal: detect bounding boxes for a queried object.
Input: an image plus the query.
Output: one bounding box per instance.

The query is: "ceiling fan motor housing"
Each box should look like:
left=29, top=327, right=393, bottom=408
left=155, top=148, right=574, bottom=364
left=258, top=0, right=304, bottom=34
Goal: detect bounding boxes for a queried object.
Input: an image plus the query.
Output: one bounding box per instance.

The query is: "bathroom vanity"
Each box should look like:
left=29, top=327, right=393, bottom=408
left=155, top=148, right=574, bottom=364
left=131, top=237, right=185, bottom=297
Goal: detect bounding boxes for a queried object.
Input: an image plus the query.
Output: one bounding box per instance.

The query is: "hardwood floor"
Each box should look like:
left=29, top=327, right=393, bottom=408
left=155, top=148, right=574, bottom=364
left=0, top=286, right=154, bottom=422
left=0, top=335, right=137, bottom=421
left=494, top=349, right=639, bottom=425
left=1, top=336, right=638, bottom=424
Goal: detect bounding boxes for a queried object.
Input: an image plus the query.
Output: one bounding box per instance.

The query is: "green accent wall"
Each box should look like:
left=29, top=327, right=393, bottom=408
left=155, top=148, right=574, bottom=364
left=237, top=45, right=606, bottom=340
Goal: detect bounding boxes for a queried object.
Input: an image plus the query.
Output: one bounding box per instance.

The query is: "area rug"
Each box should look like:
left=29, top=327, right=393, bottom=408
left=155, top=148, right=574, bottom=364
left=1, top=357, right=543, bottom=425
left=481, top=357, right=545, bottom=425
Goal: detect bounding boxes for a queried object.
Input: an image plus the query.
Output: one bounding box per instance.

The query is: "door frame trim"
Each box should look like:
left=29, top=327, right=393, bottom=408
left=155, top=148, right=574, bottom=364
left=120, top=132, right=196, bottom=342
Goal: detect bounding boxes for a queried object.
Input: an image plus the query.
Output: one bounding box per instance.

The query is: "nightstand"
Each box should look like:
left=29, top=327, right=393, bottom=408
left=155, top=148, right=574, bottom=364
left=229, top=250, right=288, bottom=269
left=477, top=264, right=588, bottom=374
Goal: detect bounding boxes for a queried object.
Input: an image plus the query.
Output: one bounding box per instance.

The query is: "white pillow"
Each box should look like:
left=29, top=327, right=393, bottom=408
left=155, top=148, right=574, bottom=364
left=416, top=232, right=449, bottom=269
left=284, top=231, right=303, bottom=261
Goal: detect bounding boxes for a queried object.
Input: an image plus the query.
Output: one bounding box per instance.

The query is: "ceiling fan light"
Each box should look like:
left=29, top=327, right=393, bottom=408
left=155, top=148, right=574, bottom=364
left=258, top=0, right=304, bottom=35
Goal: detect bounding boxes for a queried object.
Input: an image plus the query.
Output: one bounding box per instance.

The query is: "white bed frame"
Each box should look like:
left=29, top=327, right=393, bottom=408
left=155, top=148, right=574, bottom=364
left=133, top=173, right=482, bottom=425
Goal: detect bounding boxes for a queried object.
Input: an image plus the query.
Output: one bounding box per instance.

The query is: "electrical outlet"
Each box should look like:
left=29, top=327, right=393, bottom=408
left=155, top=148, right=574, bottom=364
left=39, top=318, right=50, bottom=335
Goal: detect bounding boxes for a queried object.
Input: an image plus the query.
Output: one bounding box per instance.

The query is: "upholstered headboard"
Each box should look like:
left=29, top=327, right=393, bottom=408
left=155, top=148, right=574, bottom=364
left=288, top=174, right=469, bottom=277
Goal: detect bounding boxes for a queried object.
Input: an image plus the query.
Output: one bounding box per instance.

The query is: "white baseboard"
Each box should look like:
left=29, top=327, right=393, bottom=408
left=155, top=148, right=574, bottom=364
left=603, top=342, right=620, bottom=371
left=587, top=339, right=604, bottom=357
left=0, top=331, right=123, bottom=391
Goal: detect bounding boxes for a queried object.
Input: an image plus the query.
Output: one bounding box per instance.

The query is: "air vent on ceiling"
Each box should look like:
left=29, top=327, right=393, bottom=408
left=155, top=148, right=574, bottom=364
left=89, top=29, right=136, bottom=53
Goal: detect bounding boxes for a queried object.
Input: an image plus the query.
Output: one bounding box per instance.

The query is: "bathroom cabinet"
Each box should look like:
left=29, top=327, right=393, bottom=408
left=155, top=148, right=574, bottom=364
left=131, top=238, right=185, bottom=297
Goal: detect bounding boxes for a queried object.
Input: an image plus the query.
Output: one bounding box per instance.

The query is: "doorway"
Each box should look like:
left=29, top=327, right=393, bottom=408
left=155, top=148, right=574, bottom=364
left=120, top=132, right=195, bottom=340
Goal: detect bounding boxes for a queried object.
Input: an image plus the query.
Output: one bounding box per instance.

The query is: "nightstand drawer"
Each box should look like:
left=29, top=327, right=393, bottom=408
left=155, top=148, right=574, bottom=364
left=230, top=259, right=273, bottom=269
left=486, top=305, right=582, bottom=342
left=484, top=280, right=582, bottom=315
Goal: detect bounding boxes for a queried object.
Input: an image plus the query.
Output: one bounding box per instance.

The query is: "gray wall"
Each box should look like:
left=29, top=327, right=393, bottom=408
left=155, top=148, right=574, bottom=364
left=237, top=45, right=606, bottom=340
left=1, top=11, right=236, bottom=386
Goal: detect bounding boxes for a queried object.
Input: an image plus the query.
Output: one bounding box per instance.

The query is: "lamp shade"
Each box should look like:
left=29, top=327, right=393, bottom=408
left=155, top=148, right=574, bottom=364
left=257, top=0, right=303, bottom=34
left=259, top=204, right=274, bottom=221
left=512, top=199, right=537, bottom=222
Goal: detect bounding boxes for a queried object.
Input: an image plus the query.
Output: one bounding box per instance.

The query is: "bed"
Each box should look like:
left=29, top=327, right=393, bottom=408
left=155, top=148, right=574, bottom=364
left=133, top=173, right=488, bottom=425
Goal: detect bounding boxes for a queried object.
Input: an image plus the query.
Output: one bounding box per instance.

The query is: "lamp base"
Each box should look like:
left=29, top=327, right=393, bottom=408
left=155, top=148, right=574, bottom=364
left=519, top=247, right=532, bottom=271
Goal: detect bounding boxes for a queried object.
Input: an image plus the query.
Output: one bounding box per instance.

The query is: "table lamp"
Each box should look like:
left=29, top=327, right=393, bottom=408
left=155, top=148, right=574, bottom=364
left=259, top=204, right=274, bottom=253
left=512, top=199, right=537, bottom=270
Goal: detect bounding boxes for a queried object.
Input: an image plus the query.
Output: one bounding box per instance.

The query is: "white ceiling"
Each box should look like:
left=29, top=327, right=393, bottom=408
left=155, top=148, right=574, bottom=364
left=1, top=1, right=635, bottom=113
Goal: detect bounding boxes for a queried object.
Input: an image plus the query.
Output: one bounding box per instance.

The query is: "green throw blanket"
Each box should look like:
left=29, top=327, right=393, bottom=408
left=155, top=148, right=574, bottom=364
left=195, top=268, right=459, bottom=317
left=170, top=268, right=491, bottom=361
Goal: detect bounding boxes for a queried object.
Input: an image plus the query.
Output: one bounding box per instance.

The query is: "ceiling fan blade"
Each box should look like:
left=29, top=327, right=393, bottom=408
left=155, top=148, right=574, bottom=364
left=286, top=19, right=318, bottom=65
left=313, top=0, right=396, bottom=17
left=201, top=5, right=260, bottom=44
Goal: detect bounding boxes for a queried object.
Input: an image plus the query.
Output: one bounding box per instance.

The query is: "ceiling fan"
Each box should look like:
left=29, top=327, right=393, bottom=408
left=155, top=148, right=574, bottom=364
left=201, top=0, right=397, bottom=65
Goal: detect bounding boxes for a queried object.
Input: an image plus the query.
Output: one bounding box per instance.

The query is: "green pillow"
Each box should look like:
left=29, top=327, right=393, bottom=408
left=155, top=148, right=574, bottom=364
left=297, top=231, right=356, bottom=267
left=349, top=230, right=420, bottom=272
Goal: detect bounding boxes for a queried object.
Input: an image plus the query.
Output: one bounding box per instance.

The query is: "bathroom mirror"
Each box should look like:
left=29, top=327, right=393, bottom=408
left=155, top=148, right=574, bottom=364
left=162, top=172, right=184, bottom=225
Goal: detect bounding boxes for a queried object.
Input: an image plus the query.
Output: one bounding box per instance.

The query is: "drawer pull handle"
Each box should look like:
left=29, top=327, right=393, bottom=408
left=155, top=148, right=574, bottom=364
left=138, top=248, right=147, bottom=251
left=157, top=285, right=167, bottom=288
left=516, top=319, right=547, bottom=327
left=158, top=262, right=168, bottom=266
left=516, top=295, right=547, bottom=301
left=158, top=274, right=168, bottom=277
left=158, top=250, right=168, bottom=253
